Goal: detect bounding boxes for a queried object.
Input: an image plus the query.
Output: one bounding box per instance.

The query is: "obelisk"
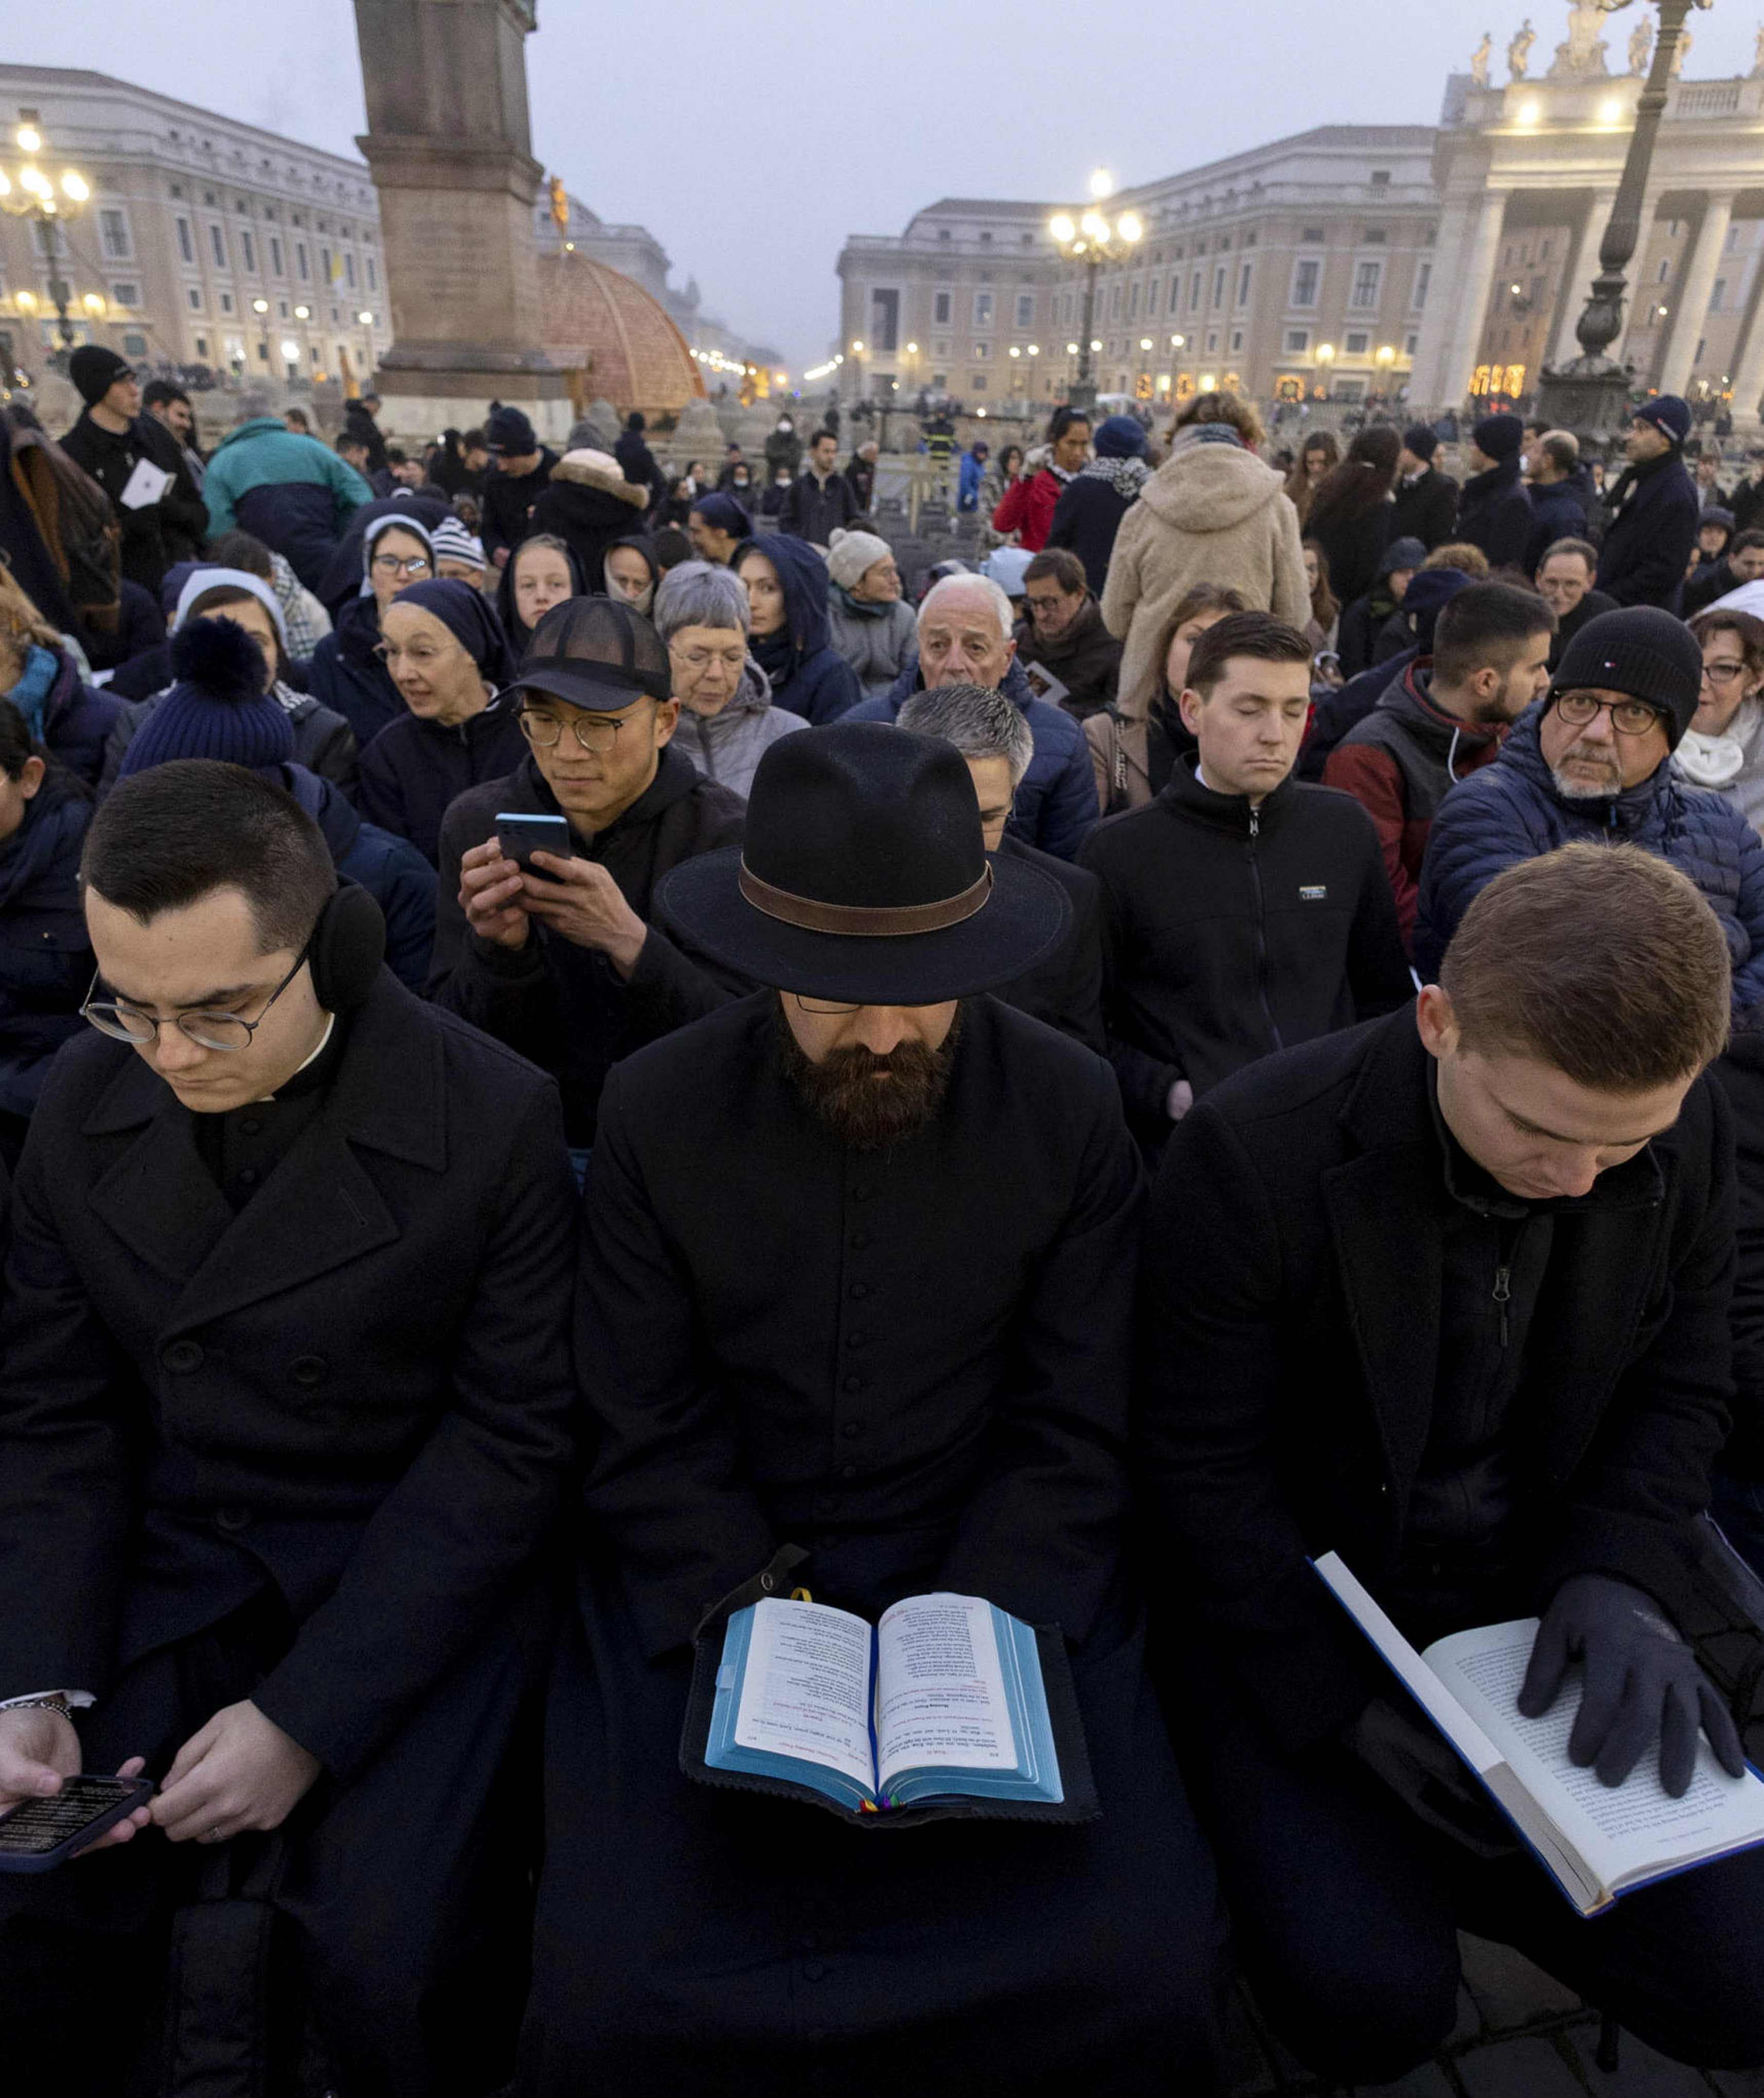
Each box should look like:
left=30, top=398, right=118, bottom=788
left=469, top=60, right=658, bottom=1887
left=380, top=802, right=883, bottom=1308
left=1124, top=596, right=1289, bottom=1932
left=352, top=0, right=572, bottom=439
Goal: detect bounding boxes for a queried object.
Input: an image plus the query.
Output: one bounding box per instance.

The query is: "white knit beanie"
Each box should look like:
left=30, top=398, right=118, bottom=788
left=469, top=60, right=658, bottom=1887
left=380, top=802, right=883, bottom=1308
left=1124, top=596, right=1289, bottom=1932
left=827, top=528, right=893, bottom=593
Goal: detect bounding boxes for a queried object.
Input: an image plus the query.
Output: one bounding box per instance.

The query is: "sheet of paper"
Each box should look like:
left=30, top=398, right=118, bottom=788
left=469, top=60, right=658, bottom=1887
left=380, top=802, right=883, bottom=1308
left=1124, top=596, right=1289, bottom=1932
left=731, top=1598, right=875, bottom=1789
left=1429, top=1620, right=1764, bottom=1879
left=876, top=1593, right=1015, bottom=1786
left=118, top=458, right=173, bottom=511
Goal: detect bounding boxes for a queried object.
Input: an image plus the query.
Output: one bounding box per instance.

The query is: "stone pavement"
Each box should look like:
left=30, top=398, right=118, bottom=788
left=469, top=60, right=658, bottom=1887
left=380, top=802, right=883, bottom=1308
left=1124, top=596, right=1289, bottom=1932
left=1225, top=1934, right=1764, bottom=2095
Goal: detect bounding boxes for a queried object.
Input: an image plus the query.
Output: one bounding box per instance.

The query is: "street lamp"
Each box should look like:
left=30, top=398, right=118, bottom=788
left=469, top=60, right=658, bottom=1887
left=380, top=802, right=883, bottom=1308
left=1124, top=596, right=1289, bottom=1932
left=0, top=117, right=92, bottom=352
left=1047, top=173, right=1144, bottom=411
left=1538, top=0, right=1711, bottom=431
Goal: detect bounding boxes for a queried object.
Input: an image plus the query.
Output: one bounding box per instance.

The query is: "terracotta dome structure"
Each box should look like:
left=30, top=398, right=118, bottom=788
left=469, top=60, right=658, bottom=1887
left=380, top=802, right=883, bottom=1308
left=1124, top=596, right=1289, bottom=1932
left=536, top=252, right=706, bottom=418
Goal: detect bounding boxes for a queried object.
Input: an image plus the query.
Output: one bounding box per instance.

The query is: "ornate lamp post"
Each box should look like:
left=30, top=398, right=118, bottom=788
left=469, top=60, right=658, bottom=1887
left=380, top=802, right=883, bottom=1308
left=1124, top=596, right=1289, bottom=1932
left=1048, top=171, right=1143, bottom=412
left=0, top=118, right=91, bottom=354
left=1538, top=0, right=1711, bottom=432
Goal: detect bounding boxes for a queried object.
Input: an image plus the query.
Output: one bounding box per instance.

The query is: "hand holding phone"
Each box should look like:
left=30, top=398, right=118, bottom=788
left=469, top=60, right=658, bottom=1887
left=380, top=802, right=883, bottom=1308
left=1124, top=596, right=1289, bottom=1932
left=0, top=1774, right=156, bottom=1873
left=495, top=812, right=574, bottom=882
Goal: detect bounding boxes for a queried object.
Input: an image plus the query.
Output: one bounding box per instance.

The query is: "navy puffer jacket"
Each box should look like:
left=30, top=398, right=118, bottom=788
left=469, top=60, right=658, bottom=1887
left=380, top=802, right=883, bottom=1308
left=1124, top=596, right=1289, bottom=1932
left=1414, top=703, right=1764, bottom=1015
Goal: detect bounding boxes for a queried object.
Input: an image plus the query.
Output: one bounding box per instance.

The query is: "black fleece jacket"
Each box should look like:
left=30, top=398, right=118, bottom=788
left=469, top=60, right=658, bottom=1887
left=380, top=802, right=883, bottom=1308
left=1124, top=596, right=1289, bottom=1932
left=1077, top=756, right=1412, bottom=1132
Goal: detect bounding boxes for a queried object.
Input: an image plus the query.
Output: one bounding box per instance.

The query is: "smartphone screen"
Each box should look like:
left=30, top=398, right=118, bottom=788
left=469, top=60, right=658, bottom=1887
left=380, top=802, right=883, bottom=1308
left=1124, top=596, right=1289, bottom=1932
left=495, top=812, right=573, bottom=878
left=0, top=1775, right=151, bottom=1865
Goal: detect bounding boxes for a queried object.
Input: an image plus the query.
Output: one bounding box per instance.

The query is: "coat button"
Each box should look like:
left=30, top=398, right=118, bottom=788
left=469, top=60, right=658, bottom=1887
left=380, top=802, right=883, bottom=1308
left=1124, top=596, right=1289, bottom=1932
left=214, top=1507, right=252, bottom=1532
left=848, top=1283, right=869, bottom=1301
left=802, top=1960, right=828, bottom=1982
left=292, top=1356, right=328, bottom=1388
left=843, top=1420, right=864, bottom=1438
left=851, top=1183, right=874, bottom=1202
left=163, top=1340, right=203, bottom=1374
left=840, top=1464, right=857, bottom=1480
left=842, top=1376, right=866, bottom=1393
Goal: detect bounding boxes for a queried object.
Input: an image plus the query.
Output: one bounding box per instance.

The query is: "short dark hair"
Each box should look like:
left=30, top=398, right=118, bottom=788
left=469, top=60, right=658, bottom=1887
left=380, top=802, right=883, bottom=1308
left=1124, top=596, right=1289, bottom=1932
left=203, top=529, right=274, bottom=580
left=386, top=447, right=409, bottom=467
left=83, top=762, right=336, bottom=956
left=461, top=426, right=487, bottom=450
left=142, top=379, right=190, bottom=413
left=1023, top=548, right=1086, bottom=596
left=810, top=428, right=837, bottom=447
left=1733, top=529, right=1764, bottom=557
left=336, top=432, right=368, bottom=457
left=1185, top=610, right=1312, bottom=698
left=1432, top=581, right=1555, bottom=686
left=1689, top=605, right=1764, bottom=678
left=1538, top=537, right=1598, bottom=574
left=1047, top=405, right=1090, bottom=443
left=1440, top=843, right=1730, bottom=1087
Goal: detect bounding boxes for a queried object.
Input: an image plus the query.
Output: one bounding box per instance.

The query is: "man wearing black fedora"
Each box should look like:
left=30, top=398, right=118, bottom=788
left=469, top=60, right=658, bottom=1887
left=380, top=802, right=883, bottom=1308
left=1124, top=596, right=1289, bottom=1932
left=520, top=722, right=1228, bottom=2095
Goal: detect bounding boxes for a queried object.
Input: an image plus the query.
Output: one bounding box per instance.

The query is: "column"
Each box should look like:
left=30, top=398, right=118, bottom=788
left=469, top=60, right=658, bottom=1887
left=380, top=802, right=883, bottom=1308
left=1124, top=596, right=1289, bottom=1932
left=1548, top=188, right=1618, bottom=369
left=1726, top=236, right=1764, bottom=430
left=1438, top=187, right=1510, bottom=411
left=1410, top=187, right=1489, bottom=413
left=1657, top=192, right=1736, bottom=398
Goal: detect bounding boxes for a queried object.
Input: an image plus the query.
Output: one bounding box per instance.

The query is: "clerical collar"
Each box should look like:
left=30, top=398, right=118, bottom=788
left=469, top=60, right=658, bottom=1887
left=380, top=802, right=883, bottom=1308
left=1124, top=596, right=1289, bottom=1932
left=255, top=1011, right=342, bottom=1104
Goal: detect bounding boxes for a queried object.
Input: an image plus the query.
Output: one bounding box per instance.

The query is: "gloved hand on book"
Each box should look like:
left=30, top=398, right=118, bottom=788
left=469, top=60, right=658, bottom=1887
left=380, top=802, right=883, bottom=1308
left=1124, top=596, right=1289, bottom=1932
left=1519, top=1574, right=1746, bottom=1798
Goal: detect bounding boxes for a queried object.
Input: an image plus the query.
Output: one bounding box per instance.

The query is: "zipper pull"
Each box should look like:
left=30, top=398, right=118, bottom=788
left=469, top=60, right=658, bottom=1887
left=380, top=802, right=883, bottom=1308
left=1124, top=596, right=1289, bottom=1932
left=1249, top=806, right=1260, bottom=840
left=1492, top=1264, right=1511, bottom=1348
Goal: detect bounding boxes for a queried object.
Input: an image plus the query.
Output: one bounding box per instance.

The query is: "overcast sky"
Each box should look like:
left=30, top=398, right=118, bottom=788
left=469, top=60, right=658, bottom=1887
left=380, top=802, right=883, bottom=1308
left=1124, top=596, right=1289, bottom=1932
left=17, top=1, right=1762, bottom=368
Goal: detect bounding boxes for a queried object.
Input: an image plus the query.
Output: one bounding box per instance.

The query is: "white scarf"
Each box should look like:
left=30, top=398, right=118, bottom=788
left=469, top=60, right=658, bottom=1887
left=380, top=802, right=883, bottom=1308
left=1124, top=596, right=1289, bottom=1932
left=1674, top=727, right=1748, bottom=789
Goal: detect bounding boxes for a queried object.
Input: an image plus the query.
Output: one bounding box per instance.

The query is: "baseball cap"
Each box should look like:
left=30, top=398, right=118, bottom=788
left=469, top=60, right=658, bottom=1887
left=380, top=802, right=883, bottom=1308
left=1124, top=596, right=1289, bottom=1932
left=502, top=595, right=673, bottom=712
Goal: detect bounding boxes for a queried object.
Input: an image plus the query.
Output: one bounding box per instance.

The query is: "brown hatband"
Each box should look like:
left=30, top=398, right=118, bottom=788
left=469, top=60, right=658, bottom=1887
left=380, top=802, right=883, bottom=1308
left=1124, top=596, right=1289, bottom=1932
left=737, top=861, right=993, bottom=937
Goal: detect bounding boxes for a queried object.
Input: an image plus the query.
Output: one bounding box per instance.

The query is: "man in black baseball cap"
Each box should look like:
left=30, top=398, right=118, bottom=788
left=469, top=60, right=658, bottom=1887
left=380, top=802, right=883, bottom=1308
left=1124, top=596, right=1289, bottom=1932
left=60, top=346, right=208, bottom=592
left=520, top=719, right=1229, bottom=2093
left=1416, top=604, right=1764, bottom=1013
left=428, top=595, right=749, bottom=1149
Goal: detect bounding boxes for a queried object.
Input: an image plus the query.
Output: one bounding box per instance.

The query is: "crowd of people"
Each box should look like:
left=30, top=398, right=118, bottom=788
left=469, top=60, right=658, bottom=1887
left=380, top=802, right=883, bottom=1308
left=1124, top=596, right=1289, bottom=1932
left=2, top=341, right=1764, bottom=2097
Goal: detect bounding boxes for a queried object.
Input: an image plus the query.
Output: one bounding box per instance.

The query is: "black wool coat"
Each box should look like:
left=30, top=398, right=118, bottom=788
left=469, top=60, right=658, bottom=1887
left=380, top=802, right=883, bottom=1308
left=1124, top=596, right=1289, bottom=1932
left=1389, top=467, right=1458, bottom=552
left=356, top=699, right=528, bottom=866
left=429, top=746, right=748, bottom=1145
left=0, top=972, right=579, bottom=1781
left=1045, top=474, right=1137, bottom=595
left=1137, top=1008, right=1738, bottom=1756
left=1597, top=450, right=1701, bottom=611
left=59, top=409, right=208, bottom=593
left=1078, top=759, right=1412, bottom=1130
left=991, top=831, right=1106, bottom=1053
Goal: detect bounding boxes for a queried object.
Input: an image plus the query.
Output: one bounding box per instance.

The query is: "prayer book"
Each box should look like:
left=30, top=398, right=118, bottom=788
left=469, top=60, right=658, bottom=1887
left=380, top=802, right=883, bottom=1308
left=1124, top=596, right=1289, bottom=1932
left=683, top=1591, right=1097, bottom=1825
left=1315, top=1551, right=1764, bottom=1915
left=117, top=457, right=173, bottom=511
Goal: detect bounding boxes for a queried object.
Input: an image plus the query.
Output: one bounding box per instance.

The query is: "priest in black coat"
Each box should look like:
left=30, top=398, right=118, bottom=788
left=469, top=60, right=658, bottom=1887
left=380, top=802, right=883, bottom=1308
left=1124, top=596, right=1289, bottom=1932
left=520, top=724, right=1227, bottom=2096
left=0, top=761, right=578, bottom=2095
left=1137, top=843, right=1764, bottom=2087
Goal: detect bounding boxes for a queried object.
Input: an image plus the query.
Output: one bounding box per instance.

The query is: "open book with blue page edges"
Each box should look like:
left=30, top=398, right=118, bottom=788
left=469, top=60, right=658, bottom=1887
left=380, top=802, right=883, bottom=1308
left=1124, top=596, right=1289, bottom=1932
left=682, top=1591, right=1098, bottom=1826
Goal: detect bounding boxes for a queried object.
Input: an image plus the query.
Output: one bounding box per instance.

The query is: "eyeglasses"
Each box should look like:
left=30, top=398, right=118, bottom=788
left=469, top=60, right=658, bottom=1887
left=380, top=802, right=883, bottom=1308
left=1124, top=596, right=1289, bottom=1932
left=1701, top=661, right=1749, bottom=686
left=1552, top=692, right=1669, bottom=738
left=518, top=707, right=633, bottom=752
left=371, top=553, right=432, bottom=579
left=1025, top=593, right=1073, bottom=614
left=669, top=644, right=746, bottom=673
left=792, top=992, right=861, bottom=1016
left=81, top=944, right=311, bottom=1053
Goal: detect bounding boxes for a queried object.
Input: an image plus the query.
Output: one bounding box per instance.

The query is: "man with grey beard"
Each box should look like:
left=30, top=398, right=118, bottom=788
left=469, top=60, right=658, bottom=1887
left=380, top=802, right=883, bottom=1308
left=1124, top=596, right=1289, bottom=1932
left=518, top=722, right=1229, bottom=2096
left=1414, top=606, right=1764, bottom=1016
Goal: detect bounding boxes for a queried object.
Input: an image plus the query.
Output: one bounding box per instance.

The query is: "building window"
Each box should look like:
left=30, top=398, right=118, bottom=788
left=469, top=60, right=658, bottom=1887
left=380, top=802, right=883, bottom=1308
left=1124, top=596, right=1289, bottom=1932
left=208, top=223, right=227, bottom=269
left=932, top=339, right=950, bottom=358
left=1351, top=259, right=1382, bottom=309
left=973, top=341, right=991, bottom=360
left=320, top=247, right=333, bottom=283
left=1127, top=283, right=1139, bottom=318
left=98, top=208, right=131, bottom=259
left=937, top=228, right=951, bottom=243
left=973, top=372, right=988, bottom=390
left=1168, top=279, right=1181, bottom=315
left=278, top=299, right=290, bottom=319
left=1147, top=277, right=1160, bottom=312
left=345, top=253, right=357, bottom=289
left=30, top=220, right=67, bottom=260
left=1237, top=262, right=1252, bottom=306
left=1371, top=170, right=1391, bottom=188
left=1657, top=259, right=1671, bottom=285
left=220, top=291, right=235, bottom=314
left=122, top=331, right=148, bottom=357
left=1230, top=329, right=1244, bottom=352
left=1301, top=226, right=1325, bottom=243
left=1412, top=261, right=1431, bottom=310
left=1345, top=331, right=1370, bottom=355
left=297, top=241, right=310, bottom=281
left=1361, top=228, right=1387, bottom=244
left=110, top=282, right=140, bottom=308
left=1206, top=330, right=1220, bottom=354
left=1015, top=292, right=1034, bottom=328
left=1291, top=258, right=1320, bottom=308
left=194, top=335, right=208, bottom=357
left=240, top=229, right=256, bottom=273
left=1405, top=331, right=1420, bottom=355
left=979, top=230, right=992, bottom=245
left=1213, top=265, right=1227, bottom=306
left=932, top=372, right=947, bottom=389
left=270, top=235, right=284, bottom=275
left=366, top=257, right=377, bottom=291
left=870, top=287, right=900, bottom=350
left=187, top=286, right=204, bottom=311
left=1713, top=278, right=1728, bottom=311
left=1286, top=328, right=1310, bottom=353
left=933, top=290, right=952, bottom=325
left=973, top=291, right=993, bottom=327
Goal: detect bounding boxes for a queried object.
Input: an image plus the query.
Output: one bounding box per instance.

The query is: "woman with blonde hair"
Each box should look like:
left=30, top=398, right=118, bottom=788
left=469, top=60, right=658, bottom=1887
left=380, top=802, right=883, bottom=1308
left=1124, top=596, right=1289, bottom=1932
left=0, top=563, right=122, bottom=786
left=1084, top=581, right=1249, bottom=813
left=1100, top=390, right=1308, bottom=704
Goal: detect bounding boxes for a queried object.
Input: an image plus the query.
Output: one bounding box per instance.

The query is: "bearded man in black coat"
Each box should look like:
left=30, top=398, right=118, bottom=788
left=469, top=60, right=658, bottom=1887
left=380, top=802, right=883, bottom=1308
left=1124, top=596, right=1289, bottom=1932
left=0, top=762, right=578, bottom=2095
left=520, top=724, right=1227, bottom=2097
left=1139, top=843, right=1764, bottom=2088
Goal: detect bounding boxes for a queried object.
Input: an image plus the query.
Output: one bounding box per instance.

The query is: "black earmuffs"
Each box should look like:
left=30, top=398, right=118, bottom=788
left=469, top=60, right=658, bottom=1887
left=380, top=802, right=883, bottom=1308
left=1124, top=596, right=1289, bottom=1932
left=306, top=880, right=385, bottom=1014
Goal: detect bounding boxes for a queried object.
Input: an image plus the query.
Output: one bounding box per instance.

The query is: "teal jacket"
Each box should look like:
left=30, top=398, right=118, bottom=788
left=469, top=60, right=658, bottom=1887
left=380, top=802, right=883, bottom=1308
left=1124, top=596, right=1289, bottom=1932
left=201, top=417, right=373, bottom=537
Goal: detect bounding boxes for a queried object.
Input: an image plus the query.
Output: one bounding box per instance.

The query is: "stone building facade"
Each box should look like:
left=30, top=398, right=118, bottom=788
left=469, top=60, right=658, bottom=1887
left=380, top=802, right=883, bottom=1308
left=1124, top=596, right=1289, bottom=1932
left=0, top=66, right=391, bottom=389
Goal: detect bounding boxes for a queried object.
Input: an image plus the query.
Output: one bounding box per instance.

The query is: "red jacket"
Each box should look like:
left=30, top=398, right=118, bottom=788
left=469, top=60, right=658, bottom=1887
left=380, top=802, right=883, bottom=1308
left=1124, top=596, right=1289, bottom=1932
left=992, top=468, right=1065, bottom=553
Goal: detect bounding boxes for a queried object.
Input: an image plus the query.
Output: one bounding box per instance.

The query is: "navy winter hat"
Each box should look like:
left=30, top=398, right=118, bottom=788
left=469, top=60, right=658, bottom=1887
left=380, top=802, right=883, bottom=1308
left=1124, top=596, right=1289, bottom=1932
left=1632, top=395, right=1692, bottom=447
left=1401, top=566, right=1473, bottom=650
left=1473, top=414, right=1525, bottom=463
left=118, top=618, right=293, bottom=780
left=1093, top=415, right=1150, bottom=460
left=485, top=405, right=538, bottom=454
left=1402, top=423, right=1440, bottom=461
left=391, top=576, right=517, bottom=686
left=691, top=491, right=752, bottom=541
left=1379, top=536, right=1428, bottom=580
left=1551, top=603, right=1704, bottom=747
left=69, top=345, right=133, bottom=407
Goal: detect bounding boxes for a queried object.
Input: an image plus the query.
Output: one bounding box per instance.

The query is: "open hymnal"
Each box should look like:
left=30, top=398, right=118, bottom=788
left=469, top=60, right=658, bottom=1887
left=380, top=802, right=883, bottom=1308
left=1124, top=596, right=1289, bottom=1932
left=690, top=1591, right=1089, bottom=1823
left=1315, top=1551, right=1764, bottom=1915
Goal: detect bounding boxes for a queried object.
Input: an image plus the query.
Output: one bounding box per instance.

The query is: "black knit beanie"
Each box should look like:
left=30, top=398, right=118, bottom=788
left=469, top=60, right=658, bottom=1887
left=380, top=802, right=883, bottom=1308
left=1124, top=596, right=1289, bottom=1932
left=1551, top=605, right=1705, bottom=749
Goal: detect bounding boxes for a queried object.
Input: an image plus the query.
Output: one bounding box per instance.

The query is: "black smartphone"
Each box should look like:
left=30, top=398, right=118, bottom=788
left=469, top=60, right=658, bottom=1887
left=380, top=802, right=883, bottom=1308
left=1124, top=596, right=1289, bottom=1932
left=496, top=812, right=573, bottom=880
left=0, top=1774, right=155, bottom=1873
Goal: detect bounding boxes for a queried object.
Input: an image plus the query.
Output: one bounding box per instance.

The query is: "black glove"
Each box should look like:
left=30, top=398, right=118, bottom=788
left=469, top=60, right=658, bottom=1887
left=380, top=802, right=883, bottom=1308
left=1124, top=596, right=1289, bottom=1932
left=1343, top=1696, right=1517, bottom=1856
left=1518, top=1574, right=1747, bottom=1798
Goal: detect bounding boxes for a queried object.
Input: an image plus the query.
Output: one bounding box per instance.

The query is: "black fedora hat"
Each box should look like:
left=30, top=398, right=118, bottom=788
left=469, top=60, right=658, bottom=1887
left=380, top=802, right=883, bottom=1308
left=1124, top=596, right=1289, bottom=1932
left=659, top=722, right=1070, bottom=1005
